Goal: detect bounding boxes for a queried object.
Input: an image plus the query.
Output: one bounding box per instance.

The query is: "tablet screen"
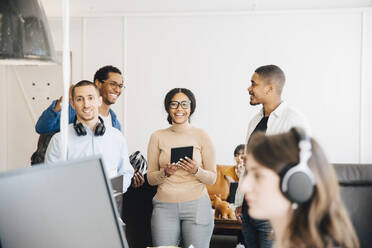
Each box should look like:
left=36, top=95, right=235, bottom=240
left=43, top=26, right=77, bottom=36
left=170, top=146, right=193, bottom=164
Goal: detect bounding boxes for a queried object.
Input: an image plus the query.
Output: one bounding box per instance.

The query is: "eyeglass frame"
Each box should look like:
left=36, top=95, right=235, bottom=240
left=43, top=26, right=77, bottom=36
left=169, top=100, right=191, bottom=109
left=101, top=79, right=126, bottom=89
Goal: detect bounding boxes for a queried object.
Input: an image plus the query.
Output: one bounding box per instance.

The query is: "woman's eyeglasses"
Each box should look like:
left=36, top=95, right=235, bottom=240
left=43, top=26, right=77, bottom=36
left=169, top=100, right=191, bottom=109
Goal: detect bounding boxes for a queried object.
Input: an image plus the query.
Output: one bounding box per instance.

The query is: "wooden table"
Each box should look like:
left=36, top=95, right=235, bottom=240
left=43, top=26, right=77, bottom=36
left=213, top=218, right=242, bottom=235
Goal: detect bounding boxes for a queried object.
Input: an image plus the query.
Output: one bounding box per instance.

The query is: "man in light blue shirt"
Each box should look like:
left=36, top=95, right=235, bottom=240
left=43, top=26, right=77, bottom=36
left=45, top=80, right=134, bottom=193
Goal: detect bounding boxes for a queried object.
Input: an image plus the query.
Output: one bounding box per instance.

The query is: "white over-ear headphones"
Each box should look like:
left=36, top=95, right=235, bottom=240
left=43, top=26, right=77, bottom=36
left=280, top=127, right=315, bottom=204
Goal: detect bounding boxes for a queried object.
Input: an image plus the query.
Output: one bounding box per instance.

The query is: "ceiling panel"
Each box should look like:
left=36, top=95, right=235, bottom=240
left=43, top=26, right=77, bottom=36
left=41, top=0, right=372, bottom=17
left=257, top=0, right=372, bottom=10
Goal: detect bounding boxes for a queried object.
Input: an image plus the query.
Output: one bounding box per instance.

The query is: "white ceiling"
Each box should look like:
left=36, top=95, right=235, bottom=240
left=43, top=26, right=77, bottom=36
left=41, top=0, right=372, bottom=17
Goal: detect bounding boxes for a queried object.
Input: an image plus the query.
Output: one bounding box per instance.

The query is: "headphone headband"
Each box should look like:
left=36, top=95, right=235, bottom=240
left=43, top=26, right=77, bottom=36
left=280, top=127, right=315, bottom=204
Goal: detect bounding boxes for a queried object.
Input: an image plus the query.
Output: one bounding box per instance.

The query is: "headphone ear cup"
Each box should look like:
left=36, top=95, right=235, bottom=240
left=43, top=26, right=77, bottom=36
left=74, top=122, right=87, bottom=136
left=285, top=171, right=314, bottom=203
left=281, top=166, right=314, bottom=204
left=279, top=128, right=315, bottom=204
left=94, top=123, right=106, bottom=136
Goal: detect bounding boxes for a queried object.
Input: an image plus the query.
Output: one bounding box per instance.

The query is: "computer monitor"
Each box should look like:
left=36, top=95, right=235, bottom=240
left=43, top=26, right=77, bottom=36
left=0, top=156, right=128, bottom=248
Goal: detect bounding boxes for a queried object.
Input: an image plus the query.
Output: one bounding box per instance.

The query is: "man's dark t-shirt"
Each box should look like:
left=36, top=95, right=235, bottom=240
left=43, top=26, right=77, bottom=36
left=242, top=116, right=269, bottom=214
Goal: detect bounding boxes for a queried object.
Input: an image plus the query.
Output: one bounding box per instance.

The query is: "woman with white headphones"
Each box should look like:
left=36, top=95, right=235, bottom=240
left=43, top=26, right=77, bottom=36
left=240, top=128, right=359, bottom=248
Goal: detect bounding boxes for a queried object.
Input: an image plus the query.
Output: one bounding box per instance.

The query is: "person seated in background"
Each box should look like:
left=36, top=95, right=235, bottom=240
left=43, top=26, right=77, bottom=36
left=222, top=144, right=246, bottom=248
left=224, top=144, right=245, bottom=183
left=45, top=80, right=134, bottom=193
left=240, top=128, right=359, bottom=248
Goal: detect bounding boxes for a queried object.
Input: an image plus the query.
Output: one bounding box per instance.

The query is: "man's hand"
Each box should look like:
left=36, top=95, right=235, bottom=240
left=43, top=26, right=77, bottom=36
left=236, top=154, right=247, bottom=178
left=131, top=170, right=145, bottom=188
left=235, top=206, right=242, bottom=223
left=54, top=84, right=74, bottom=113
left=178, top=157, right=198, bottom=174
left=54, top=96, right=63, bottom=112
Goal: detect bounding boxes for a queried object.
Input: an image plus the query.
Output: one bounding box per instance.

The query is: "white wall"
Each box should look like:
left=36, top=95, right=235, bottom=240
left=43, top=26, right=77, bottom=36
left=125, top=11, right=366, bottom=164
left=0, top=66, right=7, bottom=172
left=0, top=61, right=66, bottom=171
left=362, top=10, right=372, bottom=162
left=1, top=8, right=372, bottom=171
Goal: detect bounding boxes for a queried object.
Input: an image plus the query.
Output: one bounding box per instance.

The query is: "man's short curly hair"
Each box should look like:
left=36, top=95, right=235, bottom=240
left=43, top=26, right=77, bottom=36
left=93, top=65, right=122, bottom=83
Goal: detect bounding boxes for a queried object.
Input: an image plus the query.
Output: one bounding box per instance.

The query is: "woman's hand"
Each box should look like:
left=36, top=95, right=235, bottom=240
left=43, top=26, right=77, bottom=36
left=178, top=157, right=198, bottom=174
left=164, top=163, right=178, bottom=177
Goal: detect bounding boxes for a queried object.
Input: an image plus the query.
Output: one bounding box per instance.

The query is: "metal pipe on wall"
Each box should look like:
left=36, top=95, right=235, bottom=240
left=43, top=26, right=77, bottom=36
left=60, top=0, right=70, bottom=161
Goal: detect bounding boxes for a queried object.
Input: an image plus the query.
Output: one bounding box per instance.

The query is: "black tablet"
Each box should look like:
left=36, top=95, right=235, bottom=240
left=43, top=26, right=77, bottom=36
left=170, top=146, right=193, bottom=164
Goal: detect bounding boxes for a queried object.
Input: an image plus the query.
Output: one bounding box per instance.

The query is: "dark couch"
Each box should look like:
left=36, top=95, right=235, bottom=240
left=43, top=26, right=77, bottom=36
left=333, top=164, right=372, bottom=248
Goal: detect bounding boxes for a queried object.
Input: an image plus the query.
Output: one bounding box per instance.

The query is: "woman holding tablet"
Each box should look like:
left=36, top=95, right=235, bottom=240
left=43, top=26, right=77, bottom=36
left=147, top=88, right=216, bottom=248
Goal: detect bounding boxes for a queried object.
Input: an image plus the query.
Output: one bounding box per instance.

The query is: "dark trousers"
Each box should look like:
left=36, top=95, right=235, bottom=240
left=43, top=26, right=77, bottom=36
left=241, top=209, right=273, bottom=248
left=121, top=175, right=157, bottom=248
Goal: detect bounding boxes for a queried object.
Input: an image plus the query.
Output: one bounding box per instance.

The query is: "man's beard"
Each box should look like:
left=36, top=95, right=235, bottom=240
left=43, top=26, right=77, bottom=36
left=103, top=97, right=114, bottom=106
left=79, top=115, right=95, bottom=122
left=249, top=95, right=259, bottom=106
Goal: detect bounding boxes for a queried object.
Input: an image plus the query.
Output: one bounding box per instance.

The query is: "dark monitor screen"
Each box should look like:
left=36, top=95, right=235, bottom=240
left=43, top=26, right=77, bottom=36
left=0, top=156, right=127, bottom=248
left=227, top=182, right=239, bottom=203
